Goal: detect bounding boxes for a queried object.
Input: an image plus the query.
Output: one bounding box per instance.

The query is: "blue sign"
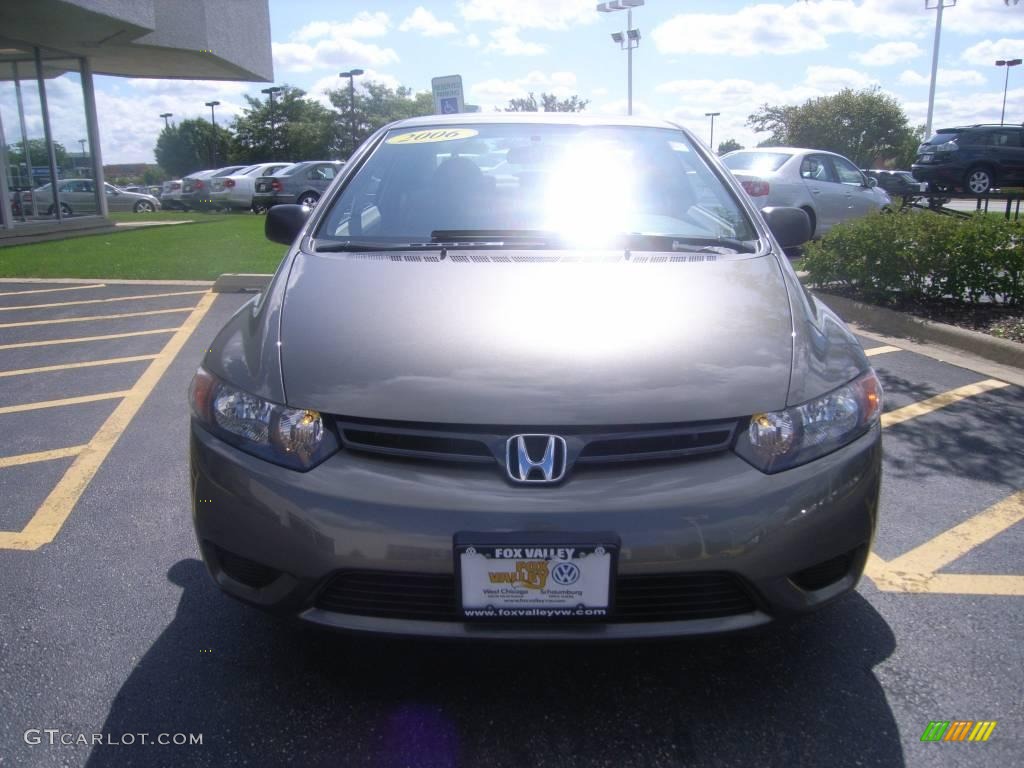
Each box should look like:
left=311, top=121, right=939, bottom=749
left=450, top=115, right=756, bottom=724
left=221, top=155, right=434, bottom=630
left=440, top=96, right=459, bottom=114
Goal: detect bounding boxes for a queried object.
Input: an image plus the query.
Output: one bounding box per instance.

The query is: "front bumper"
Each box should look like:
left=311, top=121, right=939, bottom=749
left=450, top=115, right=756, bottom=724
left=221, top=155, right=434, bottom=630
left=191, top=422, right=881, bottom=640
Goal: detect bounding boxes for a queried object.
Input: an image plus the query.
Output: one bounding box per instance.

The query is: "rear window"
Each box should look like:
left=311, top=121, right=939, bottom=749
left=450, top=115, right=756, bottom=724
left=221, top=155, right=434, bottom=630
left=722, top=152, right=791, bottom=173
left=316, top=123, right=757, bottom=248
left=923, top=132, right=961, bottom=145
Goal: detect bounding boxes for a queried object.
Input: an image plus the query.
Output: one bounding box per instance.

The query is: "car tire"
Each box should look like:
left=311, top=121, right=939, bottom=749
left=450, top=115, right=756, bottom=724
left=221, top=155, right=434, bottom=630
left=134, top=200, right=155, bottom=213
left=48, top=203, right=73, bottom=217
left=965, top=167, right=994, bottom=195
left=297, top=192, right=320, bottom=208
left=800, top=206, right=816, bottom=239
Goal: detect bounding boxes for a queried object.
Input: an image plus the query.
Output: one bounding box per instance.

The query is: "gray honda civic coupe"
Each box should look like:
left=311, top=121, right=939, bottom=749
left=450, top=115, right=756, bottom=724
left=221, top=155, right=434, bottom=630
left=189, top=114, right=882, bottom=640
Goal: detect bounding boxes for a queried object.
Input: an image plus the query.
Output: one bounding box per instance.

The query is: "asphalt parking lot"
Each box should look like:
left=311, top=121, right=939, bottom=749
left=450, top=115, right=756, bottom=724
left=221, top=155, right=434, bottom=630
left=0, top=280, right=1020, bottom=768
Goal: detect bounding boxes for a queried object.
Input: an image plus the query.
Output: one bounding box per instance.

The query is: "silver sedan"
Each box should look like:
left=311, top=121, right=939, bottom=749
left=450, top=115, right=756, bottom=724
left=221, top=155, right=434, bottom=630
left=22, top=179, right=161, bottom=215
left=723, top=148, right=891, bottom=238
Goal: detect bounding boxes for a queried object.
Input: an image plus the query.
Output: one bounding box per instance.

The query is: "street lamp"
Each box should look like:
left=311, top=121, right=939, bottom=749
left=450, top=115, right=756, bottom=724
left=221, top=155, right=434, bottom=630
left=261, top=86, right=282, bottom=157
left=78, top=138, right=86, bottom=155
left=996, top=59, right=1022, bottom=125
left=159, top=112, right=173, bottom=129
left=704, top=112, right=720, bottom=151
left=339, top=69, right=364, bottom=158
left=924, top=0, right=956, bottom=138
left=597, top=0, right=643, bottom=116
left=205, top=100, right=221, bottom=167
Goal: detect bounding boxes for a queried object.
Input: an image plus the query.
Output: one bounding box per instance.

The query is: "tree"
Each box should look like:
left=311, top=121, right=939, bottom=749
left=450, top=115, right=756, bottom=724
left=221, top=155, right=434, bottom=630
left=155, top=119, right=232, bottom=178
left=504, top=92, right=589, bottom=112
left=747, top=87, right=918, bottom=168
left=230, top=85, right=336, bottom=163
left=325, top=81, right=434, bottom=159
left=7, top=138, right=68, bottom=173
left=717, top=138, right=744, bottom=155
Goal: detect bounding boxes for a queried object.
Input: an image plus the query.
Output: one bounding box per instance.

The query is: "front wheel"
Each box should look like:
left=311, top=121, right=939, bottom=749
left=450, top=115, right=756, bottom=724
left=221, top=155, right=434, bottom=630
left=134, top=200, right=155, bottom=213
left=48, top=203, right=73, bottom=217
left=297, top=192, right=320, bottom=208
left=965, top=167, right=994, bottom=195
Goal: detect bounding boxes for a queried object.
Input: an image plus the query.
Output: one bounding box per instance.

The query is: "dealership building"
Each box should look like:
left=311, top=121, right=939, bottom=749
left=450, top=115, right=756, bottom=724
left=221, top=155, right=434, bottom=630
left=0, top=0, right=272, bottom=243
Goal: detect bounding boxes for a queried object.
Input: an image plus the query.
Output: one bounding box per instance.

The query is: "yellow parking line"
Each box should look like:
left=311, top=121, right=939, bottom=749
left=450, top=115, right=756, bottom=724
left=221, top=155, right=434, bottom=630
left=0, top=328, right=178, bottom=351
left=0, top=283, right=105, bottom=298
left=0, top=306, right=194, bottom=330
left=864, top=345, right=901, bottom=357
left=0, top=445, right=85, bottom=468
left=881, top=379, right=1011, bottom=429
left=0, top=391, right=129, bottom=416
left=0, top=291, right=215, bottom=550
left=886, top=490, right=1024, bottom=574
left=0, top=289, right=207, bottom=312
left=0, top=355, right=159, bottom=379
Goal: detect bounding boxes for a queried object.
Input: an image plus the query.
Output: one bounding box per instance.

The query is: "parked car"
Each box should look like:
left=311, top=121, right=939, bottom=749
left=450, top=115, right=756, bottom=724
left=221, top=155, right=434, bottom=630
left=862, top=169, right=924, bottom=197
left=180, top=166, right=246, bottom=210
left=190, top=114, right=883, bottom=641
left=162, top=180, right=184, bottom=209
left=912, top=124, right=1024, bottom=194
left=21, top=179, right=160, bottom=215
left=723, top=148, right=891, bottom=238
left=251, top=160, right=343, bottom=210
left=204, top=162, right=292, bottom=211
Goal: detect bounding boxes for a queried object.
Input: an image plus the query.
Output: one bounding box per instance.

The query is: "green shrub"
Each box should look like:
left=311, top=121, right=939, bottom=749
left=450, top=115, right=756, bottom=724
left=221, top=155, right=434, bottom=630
left=803, top=211, right=1023, bottom=306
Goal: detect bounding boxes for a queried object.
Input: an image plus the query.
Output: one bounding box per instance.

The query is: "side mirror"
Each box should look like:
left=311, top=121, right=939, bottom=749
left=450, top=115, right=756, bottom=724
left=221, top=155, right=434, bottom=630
left=265, top=204, right=311, bottom=245
left=866, top=177, right=878, bottom=188
left=761, top=206, right=812, bottom=250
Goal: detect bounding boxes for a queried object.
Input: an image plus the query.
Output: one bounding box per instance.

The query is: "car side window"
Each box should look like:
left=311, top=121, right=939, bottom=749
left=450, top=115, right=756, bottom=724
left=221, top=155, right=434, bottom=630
left=831, top=157, right=864, bottom=186
left=992, top=131, right=1020, bottom=147
left=308, top=165, right=336, bottom=181
left=800, top=155, right=835, bottom=182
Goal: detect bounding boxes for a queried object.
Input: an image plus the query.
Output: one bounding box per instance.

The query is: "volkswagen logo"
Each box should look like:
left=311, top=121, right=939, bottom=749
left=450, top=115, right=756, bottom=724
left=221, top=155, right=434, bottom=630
left=551, top=562, right=580, bottom=586
left=505, top=434, right=568, bottom=483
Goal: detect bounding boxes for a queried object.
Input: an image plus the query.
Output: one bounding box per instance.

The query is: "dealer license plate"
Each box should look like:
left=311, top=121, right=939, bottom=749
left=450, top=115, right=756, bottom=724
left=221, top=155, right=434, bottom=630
left=456, top=533, right=617, bottom=620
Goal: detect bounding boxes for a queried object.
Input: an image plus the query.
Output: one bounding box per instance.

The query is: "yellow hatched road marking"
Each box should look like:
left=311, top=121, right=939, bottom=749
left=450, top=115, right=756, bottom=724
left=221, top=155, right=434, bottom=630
left=0, top=283, right=105, bottom=298
left=881, top=379, right=1011, bottom=428
left=0, top=391, right=129, bottom=416
left=0, top=306, right=193, bottom=329
left=0, top=292, right=215, bottom=550
left=0, top=289, right=206, bottom=312
left=0, top=328, right=178, bottom=351
left=0, top=445, right=85, bottom=469
left=864, top=345, right=901, bottom=357
left=0, top=355, right=158, bottom=378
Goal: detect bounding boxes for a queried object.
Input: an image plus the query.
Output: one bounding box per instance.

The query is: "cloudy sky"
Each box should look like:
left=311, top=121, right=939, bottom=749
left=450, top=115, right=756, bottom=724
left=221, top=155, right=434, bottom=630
left=17, top=0, right=1024, bottom=163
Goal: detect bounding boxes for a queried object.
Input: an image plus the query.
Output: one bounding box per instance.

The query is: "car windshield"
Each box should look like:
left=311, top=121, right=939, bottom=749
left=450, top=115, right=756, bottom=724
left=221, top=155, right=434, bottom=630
left=721, top=152, right=791, bottom=173
left=316, top=123, right=757, bottom=250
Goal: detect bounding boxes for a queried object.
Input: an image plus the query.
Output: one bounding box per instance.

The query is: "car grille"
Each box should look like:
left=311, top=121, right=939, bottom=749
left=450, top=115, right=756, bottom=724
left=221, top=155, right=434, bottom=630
left=314, top=570, right=757, bottom=623
left=334, top=417, right=738, bottom=472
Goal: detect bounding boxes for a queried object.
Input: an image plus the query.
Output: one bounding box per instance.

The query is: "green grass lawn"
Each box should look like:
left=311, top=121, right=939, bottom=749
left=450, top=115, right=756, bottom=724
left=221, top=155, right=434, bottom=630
left=0, top=211, right=287, bottom=280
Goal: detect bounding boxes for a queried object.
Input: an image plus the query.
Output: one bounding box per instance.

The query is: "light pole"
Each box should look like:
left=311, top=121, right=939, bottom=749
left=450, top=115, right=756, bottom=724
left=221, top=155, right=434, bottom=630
left=205, top=100, right=220, bottom=167
left=597, top=0, right=643, bottom=116
left=261, top=86, right=282, bottom=157
left=159, top=112, right=173, bottom=129
left=339, top=69, right=364, bottom=158
left=705, top=112, right=720, bottom=151
left=996, top=59, right=1022, bottom=125
left=925, top=0, right=956, bottom=138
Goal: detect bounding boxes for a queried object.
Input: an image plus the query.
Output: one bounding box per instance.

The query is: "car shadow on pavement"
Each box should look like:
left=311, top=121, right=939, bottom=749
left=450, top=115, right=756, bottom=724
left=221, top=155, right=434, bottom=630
left=85, top=559, right=903, bottom=768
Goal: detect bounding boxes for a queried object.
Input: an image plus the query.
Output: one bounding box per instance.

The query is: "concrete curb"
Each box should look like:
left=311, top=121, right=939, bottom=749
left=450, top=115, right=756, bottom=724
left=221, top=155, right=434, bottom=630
left=813, top=291, right=1024, bottom=370
left=212, top=273, right=272, bottom=293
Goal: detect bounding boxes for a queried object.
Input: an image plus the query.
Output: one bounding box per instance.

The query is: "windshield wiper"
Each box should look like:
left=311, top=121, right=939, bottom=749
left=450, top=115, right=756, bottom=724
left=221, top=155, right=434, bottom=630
left=624, top=234, right=757, bottom=254
left=314, top=240, right=443, bottom=253
left=429, top=229, right=556, bottom=248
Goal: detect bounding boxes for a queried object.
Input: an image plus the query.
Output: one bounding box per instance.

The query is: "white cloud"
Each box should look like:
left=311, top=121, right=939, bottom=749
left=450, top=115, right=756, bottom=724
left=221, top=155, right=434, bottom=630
left=942, top=0, right=1024, bottom=35
left=305, top=70, right=403, bottom=108
left=275, top=11, right=398, bottom=72
left=460, top=0, right=597, bottom=30
left=804, top=66, right=879, bottom=91
left=486, top=27, right=546, bottom=56
left=469, top=70, right=579, bottom=109
left=899, top=68, right=987, bottom=87
left=399, top=7, right=458, bottom=37
left=852, top=41, right=923, bottom=66
left=902, top=86, right=1024, bottom=130
left=464, top=33, right=481, bottom=47
left=293, top=12, right=390, bottom=41
left=960, top=38, right=1024, bottom=66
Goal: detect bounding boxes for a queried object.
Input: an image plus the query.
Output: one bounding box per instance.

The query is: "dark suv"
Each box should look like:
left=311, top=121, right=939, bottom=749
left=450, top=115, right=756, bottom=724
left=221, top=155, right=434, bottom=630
left=912, top=124, right=1024, bottom=194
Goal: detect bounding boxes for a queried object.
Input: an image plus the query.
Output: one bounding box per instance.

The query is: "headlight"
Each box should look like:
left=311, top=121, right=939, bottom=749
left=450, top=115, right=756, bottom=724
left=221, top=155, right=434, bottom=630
left=189, top=367, right=340, bottom=470
left=734, top=370, right=882, bottom=473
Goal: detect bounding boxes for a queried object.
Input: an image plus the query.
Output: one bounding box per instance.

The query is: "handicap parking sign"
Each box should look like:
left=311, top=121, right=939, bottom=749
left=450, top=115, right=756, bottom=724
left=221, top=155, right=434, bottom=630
left=440, top=97, right=459, bottom=114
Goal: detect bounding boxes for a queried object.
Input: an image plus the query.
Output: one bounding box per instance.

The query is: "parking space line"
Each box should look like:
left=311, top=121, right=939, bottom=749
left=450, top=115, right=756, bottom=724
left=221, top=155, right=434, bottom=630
left=0, top=391, right=129, bottom=416
left=0, top=292, right=215, bottom=550
left=0, top=289, right=207, bottom=312
left=864, top=345, right=901, bottom=357
left=886, top=490, right=1024, bottom=574
left=0, top=355, right=159, bottom=379
left=0, top=445, right=85, bottom=469
left=0, top=306, right=194, bottom=330
left=880, top=379, right=1011, bottom=428
left=0, top=284, right=105, bottom=298
left=0, top=328, right=179, bottom=351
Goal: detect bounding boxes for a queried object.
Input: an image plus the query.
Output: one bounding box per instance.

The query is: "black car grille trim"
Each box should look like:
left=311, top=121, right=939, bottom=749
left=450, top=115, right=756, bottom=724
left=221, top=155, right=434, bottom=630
left=790, top=547, right=861, bottom=591
left=213, top=545, right=281, bottom=588
left=314, top=570, right=757, bottom=623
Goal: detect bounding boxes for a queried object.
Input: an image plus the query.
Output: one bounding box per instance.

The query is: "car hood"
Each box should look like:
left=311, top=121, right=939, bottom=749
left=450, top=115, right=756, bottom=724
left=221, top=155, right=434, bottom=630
left=278, top=250, right=795, bottom=425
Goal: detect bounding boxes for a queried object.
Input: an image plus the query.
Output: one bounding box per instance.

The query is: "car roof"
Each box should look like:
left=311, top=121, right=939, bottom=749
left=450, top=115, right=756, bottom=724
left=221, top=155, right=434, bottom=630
left=386, top=112, right=685, bottom=132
